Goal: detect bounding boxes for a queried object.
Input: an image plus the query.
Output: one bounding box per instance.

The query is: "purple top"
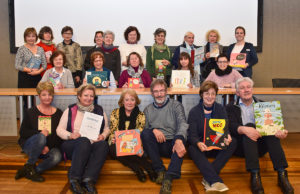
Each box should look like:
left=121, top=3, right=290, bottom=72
left=118, top=66, right=152, bottom=88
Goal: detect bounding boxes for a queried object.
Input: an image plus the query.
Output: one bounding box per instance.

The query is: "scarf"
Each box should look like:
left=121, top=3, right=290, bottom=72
left=127, top=65, right=144, bottom=84
left=126, top=41, right=137, bottom=44
left=101, top=44, right=118, bottom=53
left=118, top=106, right=140, bottom=131
left=76, top=102, right=94, bottom=112
left=151, top=43, right=171, bottom=60
left=215, top=65, right=232, bottom=76
left=41, top=39, right=55, bottom=46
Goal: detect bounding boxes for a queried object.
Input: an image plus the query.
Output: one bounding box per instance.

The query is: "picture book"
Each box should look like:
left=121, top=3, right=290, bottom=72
left=171, top=70, right=190, bottom=88
left=229, top=53, right=247, bottom=68
left=253, top=101, right=284, bottom=136
left=87, top=71, right=108, bottom=88
left=155, top=60, right=166, bottom=79
left=203, top=118, right=228, bottom=150
left=115, top=129, right=144, bottom=157
left=180, top=47, right=205, bottom=65
left=26, top=56, right=41, bottom=69
left=38, top=116, right=51, bottom=134
left=128, top=78, right=140, bottom=88
left=209, top=43, right=220, bottom=58
left=49, top=71, right=60, bottom=88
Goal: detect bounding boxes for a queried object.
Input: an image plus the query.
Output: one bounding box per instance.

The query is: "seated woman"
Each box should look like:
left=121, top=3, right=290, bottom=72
left=205, top=54, right=242, bottom=88
left=56, top=84, right=110, bottom=194
left=40, top=50, right=75, bottom=88
left=16, top=82, right=63, bottom=182
left=83, top=51, right=117, bottom=88
left=187, top=81, right=237, bottom=193
left=118, top=52, right=152, bottom=88
left=109, top=89, right=156, bottom=182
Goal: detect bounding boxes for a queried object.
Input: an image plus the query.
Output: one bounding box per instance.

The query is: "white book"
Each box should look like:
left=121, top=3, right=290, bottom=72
left=171, top=70, right=190, bottom=88
left=80, top=112, right=103, bottom=141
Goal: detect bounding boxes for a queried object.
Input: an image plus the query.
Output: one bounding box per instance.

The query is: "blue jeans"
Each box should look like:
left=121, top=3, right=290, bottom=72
left=61, top=137, right=109, bottom=183
left=141, top=128, right=184, bottom=179
left=22, top=133, right=62, bottom=173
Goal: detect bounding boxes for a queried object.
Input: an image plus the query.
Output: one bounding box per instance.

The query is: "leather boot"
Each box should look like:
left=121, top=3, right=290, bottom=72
left=24, top=164, right=45, bottom=182
left=250, top=172, right=264, bottom=194
left=278, top=170, right=294, bottom=194
left=69, top=179, right=85, bottom=194
left=82, top=180, right=98, bottom=194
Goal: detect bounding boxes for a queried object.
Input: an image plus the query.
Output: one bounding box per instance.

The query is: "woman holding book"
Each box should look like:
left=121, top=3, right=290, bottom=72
left=187, top=81, right=237, bottom=193
left=84, top=31, right=104, bottom=71
left=83, top=51, right=117, bottom=88
left=109, top=89, right=156, bottom=182
left=146, top=28, right=172, bottom=86
left=56, top=84, right=110, bottom=194
left=205, top=54, right=242, bottom=88
left=15, top=27, right=47, bottom=88
left=40, top=50, right=75, bottom=89
left=15, top=82, right=63, bottom=182
left=118, top=52, right=152, bottom=88
left=226, top=26, right=258, bottom=78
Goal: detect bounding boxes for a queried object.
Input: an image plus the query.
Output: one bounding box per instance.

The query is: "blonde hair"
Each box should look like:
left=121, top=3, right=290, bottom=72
left=77, top=84, right=96, bottom=98
left=205, top=29, right=220, bottom=42
left=36, top=81, right=54, bottom=96
left=118, top=89, right=141, bottom=107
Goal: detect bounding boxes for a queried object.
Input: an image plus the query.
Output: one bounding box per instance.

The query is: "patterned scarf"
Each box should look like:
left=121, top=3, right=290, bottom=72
left=76, top=102, right=94, bottom=112
left=151, top=43, right=171, bottom=60
left=127, top=65, right=144, bottom=84
left=41, top=39, right=55, bottom=46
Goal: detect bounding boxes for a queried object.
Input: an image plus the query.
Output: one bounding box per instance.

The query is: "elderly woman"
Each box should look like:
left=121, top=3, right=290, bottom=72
left=187, top=81, right=237, bottom=193
left=118, top=52, right=152, bottom=88
left=15, top=82, right=63, bottom=182
left=99, top=30, right=121, bottom=82
left=146, top=28, right=172, bottom=86
left=205, top=54, right=242, bottom=88
left=56, top=84, right=110, bottom=194
left=83, top=51, right=117, bottom=88
left=40, top=50, right=75, bottom=89
left=226, top=26, right=258, bottom=78
left=15, top=27, right=47, bottom=88
left=201, top=29, right=223, bottom=80
left=84, top=31, right=104, bottom=71
left=37, top=26, right=56, bottom=76
left=109, top=89, right=156, bottom=182
left=118, top=26, right=147, bottom=72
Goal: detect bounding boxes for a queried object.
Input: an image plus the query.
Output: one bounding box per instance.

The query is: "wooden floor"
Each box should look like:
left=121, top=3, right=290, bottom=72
left=0, top=135, right=300, bottom=194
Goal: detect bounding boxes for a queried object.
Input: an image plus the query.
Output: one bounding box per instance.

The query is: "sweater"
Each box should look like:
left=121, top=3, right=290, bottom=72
left=99, top=47, right=121, bottom=81
left=118, top=43, right=147, bottom=71
left=18, top=106, right=63, bottom=149
left=118, top=68, right=152, bottom=88
left=205, top=69, right=243, bottom=88
left=146, top=46, right=172, bottom=77
left=144, top=98, right=188, bottom=141
left=40, top=67, right=75, bottom=88
left=37, top=41, right=56, bottom=76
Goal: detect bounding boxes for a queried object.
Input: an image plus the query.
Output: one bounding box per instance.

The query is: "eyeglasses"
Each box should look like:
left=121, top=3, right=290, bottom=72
left=217, top=61, right=228, bottom=64
left=63, top=32, right=72, bottom=35
left=153, top=89, right=166, bottom=95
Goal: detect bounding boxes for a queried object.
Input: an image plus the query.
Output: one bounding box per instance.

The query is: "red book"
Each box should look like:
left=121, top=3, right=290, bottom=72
left=115, top=129, right=143, bottom=157
left=128, top=78, right=140, bottom=88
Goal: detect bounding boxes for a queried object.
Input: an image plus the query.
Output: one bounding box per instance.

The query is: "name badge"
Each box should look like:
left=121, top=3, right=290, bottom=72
left=246, top=49, right=250, bottom=51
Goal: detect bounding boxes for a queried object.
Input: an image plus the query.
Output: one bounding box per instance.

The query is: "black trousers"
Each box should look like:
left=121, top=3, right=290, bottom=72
left=234, top=135, right=288, bottom=171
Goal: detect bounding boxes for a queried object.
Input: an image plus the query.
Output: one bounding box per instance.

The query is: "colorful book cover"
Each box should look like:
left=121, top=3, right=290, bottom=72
left=26, top=56, right=41, bottom=69
left=203, top=118, right=228, bottom=150
left=171, top=70, right=190, bottom=88
left=115, top=129, right=144, bottom=157
left=128, top=78, right=140, bottom=88
left=87, top=71, right=108, bottom=88
left=209, top=43, right=220, bottom=58
left=155, top=60, right=166, bottom=79
left=229, top=53, right=247, bottom=68
left=253, top=101, right=284, bottom=136
left=38, top=116, right=51, bottom=134
left=49, top=71, right=60, bottom=88
left=194, top=46, right=205, bottom=65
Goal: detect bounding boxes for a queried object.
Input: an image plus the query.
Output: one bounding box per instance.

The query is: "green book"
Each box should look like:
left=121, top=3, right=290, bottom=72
left=87, top=71, right=108, bottom=88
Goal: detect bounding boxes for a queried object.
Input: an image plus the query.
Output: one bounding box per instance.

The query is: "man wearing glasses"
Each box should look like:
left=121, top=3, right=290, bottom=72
left=141, top=79, right=188, bottom=194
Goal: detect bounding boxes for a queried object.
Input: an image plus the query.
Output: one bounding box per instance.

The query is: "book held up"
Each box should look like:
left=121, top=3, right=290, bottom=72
left=203, top=119, right=228, bottom=150
left=229, top=53, right=247, bottom=68
left=115, top=129, right=143, bottom=157
left=87, top=71, right=108, bottom=88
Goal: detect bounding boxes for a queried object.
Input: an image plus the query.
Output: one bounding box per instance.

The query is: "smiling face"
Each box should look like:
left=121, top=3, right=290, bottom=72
left=53, top=54, right=64, bottom=68
left=25, top=33, right=37, bottom=45
left=208, top=32, right=218, bottom=43
left=180, top=56, right=189, bottom=68
left=78, top=89, right=94, bottom=107
left=129, top=54, right=140, bottom=68
left=152, top=84, right=167, bottom=105
left=127, top=30, right=138, bottom=43
left=39, top=90, right=53, bottom=106
left=235, top=28, right=245, bottom=42
left=95, top=33, right=103, bottom=46
left=43, top=32, right=52, bottom=41
left=155, top=32, right=165, bottom=45
left=184, top=33, right=194, bottom=46
left=104, top=34, right=114, bottom=45
left=62, top=30, right=72, bottom=42
left=123, top=93, right=136, bottom=113
left=236, top=81, right=253, bottom=102
left=217, top=56, right=229, bottom=71
left=202, top=88, right=216, bottom=107
left=93, top=56, right=104, bottom=70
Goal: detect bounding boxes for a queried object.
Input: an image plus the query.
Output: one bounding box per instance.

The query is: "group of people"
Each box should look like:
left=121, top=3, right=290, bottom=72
left=15, top=25, right=258, bottom=91
left=15, top=77, right=294, bottom=194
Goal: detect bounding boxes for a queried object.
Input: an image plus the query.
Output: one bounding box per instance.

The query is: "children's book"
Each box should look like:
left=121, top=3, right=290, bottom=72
left=171, top=70, right=190, bottom=88
left=209, top=43, right=220, bottom=58
left=229, top=53, right=247, bottom=68
left=203, top=119, right=228, bottom=150
left=128, top=78, right=140, bottom=88
left=49, top=71, right=60, bottom=88
left=253, top=101, right=285, bottom=136
left=26, top=56, right=41, bottom=69
left=180, top=47, right=205, bottom=65
left=87, top=71, right=108, bottom=88
left=38, top=116, right=51, bottom=134
left=115, top=129, right=144, bottom=157
left=155, top=60, right=166, bottom=79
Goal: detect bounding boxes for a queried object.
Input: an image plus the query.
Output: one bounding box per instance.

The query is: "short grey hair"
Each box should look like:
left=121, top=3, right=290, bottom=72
left=103, top=30, right=115, bottom=41
left=235, top=77, right=254, bottom=91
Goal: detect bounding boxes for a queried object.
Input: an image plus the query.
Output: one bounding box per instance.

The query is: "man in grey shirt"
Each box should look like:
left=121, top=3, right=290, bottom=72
left=141, top=79, right=188, bottom=194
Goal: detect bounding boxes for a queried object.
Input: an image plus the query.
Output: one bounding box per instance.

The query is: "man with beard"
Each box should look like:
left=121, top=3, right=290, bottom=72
left=141, top=79, right=188, bottom=194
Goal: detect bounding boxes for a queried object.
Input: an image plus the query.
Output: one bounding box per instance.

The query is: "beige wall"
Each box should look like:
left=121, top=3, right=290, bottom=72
left=0, top=0, right=299, bottom=88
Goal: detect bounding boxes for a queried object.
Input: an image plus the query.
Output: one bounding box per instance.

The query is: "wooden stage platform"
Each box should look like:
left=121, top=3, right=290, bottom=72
left=0, top=134, right=299, bottom=194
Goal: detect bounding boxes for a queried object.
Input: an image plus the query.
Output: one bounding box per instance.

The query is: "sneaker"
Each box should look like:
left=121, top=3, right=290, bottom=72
left=160, top=179, right=172, bottom=194
left=206, top=182, right=229, bottom=193
left=156, top=171, right=165, bottom=184
left=202, top=178, right=211, bottom=190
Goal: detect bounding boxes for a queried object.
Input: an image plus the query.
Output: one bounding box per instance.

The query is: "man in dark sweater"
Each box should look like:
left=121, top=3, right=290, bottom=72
left=141, top=79, right=188, bottom=194
left=226, top=77, right=294, bottom=194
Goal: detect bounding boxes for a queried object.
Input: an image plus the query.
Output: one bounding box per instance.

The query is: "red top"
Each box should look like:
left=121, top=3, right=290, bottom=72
left=118, top=68, right=152, bottom=88
left=37, top=41, right=56, bottom=76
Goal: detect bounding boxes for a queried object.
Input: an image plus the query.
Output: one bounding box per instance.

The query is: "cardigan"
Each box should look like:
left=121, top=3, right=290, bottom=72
left=118, top=68, right=152, bottom=88
left=40, top=67, right=75, bottom=88
left=99, top=47, right=121, bottom=81
left=118, top=43, right=147, bottom=71
left=146, top=46, right=172, bottom=77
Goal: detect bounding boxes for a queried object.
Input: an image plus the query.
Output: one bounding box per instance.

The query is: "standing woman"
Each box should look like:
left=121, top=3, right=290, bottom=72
left=16, top=82, right=63, bottom=182
left=100, top=31, right=121, bottom=82
left=146, top=28, right=172, bottom=86
left=84, top=31, right=104, bottom=71
left=118, top=26, right=147, bottom=72
left=56, top=84, right=110, bottom=194
left=15, top=27, right=47, bottom=88
left=226, top=26, right=258, bottom=78
left=37, top=26, right=56, bottom=77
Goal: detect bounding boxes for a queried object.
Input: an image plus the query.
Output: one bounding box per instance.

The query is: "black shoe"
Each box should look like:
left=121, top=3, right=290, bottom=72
left=24, top=164, right=45, bottom=182
left=15, top=166, right=26, bottom=180
left=82, top=180, right=98, bottom=194
left=69, top=179, right=85, bottom=194
left=278, top=170, right=294, bottom=194
left=146, top=169, right=157, bottom=182
left=250, top=172, right=264, bottom=194
left=135, top=168, right=146, bottom=182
